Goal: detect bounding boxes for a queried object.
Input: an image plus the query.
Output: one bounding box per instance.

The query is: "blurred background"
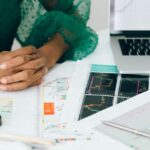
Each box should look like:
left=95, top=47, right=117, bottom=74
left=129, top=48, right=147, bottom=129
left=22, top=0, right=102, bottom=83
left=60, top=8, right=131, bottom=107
left=88, top=0, right=108, bottom=32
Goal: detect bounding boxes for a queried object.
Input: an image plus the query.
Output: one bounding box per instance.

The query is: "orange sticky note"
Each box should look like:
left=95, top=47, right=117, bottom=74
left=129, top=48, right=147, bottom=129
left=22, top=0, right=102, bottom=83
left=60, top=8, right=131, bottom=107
left=44, top=102, right=55, bottom=115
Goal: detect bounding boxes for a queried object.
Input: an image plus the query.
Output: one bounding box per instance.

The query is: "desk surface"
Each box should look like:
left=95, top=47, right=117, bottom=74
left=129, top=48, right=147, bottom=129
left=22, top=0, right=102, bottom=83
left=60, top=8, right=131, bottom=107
left=0, top=30, right=125, bottom=150
left=2, top=29, right=114, bottom=135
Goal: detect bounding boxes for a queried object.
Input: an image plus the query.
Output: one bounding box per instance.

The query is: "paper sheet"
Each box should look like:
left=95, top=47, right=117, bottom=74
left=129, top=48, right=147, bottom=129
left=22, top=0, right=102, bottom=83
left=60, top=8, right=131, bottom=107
left=38, top=62, right=76, bottom=138
left=0, top=87, right=38, bottom=136
left=38, top=62, right=101, bottom=148
left=0, top=61, right=133, bottom=150
left=0, top=141, right=31, bottom=150
left=114, top=0, right=150, bottom=30
left=62, top=62, right=150, bottom=123
left=0, top=62, right=76, bottom=137
left=50, top=130, right=132, bottom=150
left=0, top=98, right=13, bottom=124
left=70, top=90, right=150, bottom=150
left=96, top=102, right=150, bottom=150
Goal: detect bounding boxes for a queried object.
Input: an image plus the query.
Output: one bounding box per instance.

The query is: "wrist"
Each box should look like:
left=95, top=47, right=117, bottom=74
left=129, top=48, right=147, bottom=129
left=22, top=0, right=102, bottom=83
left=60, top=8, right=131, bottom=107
left=39, top=33, right=69, bottom=68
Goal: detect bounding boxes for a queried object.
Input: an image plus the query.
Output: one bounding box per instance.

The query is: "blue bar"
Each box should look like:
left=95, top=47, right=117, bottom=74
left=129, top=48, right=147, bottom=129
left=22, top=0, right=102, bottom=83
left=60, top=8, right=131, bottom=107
left=91, top=64, right=119, bottom=73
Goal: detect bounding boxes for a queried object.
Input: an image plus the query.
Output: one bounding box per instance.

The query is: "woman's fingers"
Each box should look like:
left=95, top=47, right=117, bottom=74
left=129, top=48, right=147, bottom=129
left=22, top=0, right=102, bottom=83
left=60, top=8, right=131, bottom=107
left=0, top=46, right=37, bottom=64
left=31, top=78, right=43, bottom=87
left=0, top=68, right=16, bottom=79
left=0, top=70, right=34, bottom=84
left=0, top=81, right=31, bottom=91
left=0, top=67, right=47, bottom=91
left=0, top=53, right=41, bottom=70
left=0, top=45, right=49, bottom=91
left=11, top=46, right=37, bottom=57
left=28, top=67, right=48, bottom=83
left=18, top=57, right=47, bottom=70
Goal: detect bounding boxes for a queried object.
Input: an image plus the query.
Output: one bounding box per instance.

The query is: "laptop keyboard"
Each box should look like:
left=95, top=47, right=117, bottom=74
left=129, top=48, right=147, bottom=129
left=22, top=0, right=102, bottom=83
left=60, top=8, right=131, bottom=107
left=119, top=39, right=150, bottom=55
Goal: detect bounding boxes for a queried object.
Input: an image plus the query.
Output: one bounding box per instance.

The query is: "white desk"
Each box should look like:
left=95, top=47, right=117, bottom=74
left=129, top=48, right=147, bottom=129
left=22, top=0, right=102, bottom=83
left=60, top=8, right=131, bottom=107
left=0, top=30, right=129, bottom=150
left=1, top=28, right=113, bottom=134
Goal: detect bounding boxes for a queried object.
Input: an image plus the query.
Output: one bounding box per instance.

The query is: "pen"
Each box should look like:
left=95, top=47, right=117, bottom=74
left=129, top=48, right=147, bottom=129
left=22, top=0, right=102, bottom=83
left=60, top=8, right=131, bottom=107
left=103, top=121, right=150, bottom=139
left=0, top=132, right=54, bottom=146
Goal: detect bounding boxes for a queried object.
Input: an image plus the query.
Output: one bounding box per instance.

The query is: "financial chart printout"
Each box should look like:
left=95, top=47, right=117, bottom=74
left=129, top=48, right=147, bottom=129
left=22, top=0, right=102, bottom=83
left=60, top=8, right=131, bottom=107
left=64, top=63, right=150, bottom=122
left=114, top=0, right=150, bottom=30
left=79, top=65, right=149, bottom=120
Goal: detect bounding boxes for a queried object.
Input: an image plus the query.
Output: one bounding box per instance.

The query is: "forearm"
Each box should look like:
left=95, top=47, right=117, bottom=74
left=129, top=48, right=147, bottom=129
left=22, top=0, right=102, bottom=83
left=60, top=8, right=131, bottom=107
left=38, top=33, right=69, bottom=68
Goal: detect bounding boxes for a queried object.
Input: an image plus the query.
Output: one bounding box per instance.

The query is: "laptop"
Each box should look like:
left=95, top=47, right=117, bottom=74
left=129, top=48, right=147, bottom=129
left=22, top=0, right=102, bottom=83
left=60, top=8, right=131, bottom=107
left=110, top=0, right=150, bottom=74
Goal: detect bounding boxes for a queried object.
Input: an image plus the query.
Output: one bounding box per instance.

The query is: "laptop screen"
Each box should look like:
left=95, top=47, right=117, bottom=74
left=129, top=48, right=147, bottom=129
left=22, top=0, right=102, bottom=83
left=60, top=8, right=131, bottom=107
left=110, top=0, right=150, bottom=34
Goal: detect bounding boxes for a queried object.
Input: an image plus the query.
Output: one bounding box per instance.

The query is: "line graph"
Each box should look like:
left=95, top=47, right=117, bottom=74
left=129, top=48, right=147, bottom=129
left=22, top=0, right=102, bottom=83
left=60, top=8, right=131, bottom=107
left=118, top=74, right=149, bottom=98
left=79, top=95, right=113, bottom=119
left=86, top=73, right=117, bottom=96
left=79, top=68, right=149, bottom=120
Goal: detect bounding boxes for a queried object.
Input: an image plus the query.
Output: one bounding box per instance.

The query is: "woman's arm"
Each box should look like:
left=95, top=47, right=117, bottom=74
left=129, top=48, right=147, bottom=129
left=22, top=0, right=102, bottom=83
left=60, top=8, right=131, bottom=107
left=41, top=0, right=91, bottom=23
left=39, top=33, right=69, bottom=68
left=0, top=0, right=97, bottom=91
left=36, top=0, right=92, bottom=64
left=0, top=33, right=69, bottom=91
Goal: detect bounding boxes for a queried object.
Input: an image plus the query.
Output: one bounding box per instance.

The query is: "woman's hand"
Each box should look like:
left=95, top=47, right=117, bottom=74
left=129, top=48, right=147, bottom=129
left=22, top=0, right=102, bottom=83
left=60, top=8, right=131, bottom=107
left=0, top=46, right=37, bottom=67
left=0, top=67, right=47, bottom=91
left=0, top=46, right=40, bottom=69
left=0, top=46, right=49, bottom=91
left=0, top=46, right=39, bottom=78
left=0, top=33, right=69, bottom=91
left=0, top=57, right=49, bottom=91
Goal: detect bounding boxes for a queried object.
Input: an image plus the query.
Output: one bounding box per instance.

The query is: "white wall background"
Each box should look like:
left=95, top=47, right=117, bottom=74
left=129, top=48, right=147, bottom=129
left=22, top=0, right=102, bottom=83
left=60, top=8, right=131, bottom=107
left=88, top=0, right=108, bottom=32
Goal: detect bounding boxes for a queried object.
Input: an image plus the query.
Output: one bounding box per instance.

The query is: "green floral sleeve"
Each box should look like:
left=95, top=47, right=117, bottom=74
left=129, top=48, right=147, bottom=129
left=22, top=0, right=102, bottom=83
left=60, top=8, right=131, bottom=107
left=67, top=0, right=91, bottom=23
left=18, top=0, right=98, bottom=61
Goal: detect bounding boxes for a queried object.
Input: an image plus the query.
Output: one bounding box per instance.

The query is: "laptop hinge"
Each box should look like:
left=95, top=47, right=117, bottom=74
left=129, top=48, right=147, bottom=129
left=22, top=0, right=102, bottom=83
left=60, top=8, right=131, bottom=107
left=123, top=31, right=150, bottom=37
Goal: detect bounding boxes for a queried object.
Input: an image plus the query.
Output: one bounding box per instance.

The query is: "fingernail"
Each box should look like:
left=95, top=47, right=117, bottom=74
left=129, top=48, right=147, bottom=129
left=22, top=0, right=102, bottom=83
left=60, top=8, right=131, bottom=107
left=1, top=79, right=7, bottom=84
left=44, top=68, right=48, bottom=74
left=0, top=86, right=7, bottom=90
left=0, top=63, right=7, bottom=69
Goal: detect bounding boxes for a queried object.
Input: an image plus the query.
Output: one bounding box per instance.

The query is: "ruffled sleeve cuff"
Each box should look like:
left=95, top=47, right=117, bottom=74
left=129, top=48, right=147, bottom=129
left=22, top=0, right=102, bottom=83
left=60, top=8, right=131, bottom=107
left=24, top=11, right=98, bottom=61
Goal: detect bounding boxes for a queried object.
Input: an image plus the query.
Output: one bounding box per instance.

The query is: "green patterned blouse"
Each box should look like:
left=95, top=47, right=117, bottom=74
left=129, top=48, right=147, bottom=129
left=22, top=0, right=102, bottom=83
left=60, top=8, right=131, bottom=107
left=0, top=0, right=98, bottom=61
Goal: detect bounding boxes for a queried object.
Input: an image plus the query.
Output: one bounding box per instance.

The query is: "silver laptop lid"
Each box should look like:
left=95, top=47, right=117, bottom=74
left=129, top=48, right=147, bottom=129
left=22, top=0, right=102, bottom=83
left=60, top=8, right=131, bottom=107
left=110, top=0, right=150, bottom=36
left=110, top=0, right=122, bottom=35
